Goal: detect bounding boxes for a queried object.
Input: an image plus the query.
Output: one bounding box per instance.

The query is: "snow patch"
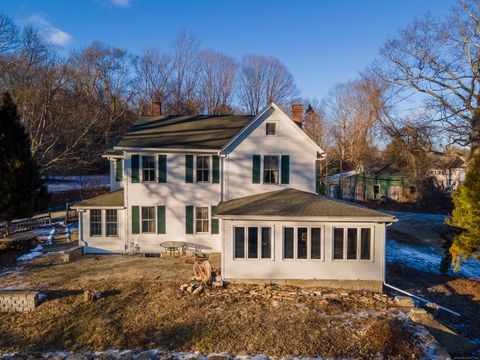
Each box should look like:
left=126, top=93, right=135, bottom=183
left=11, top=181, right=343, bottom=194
left=386, top=239, right=480, bottom=279
left=17, top=227, right=55, bottom=261
left=45, top=175, right=108, bottom=192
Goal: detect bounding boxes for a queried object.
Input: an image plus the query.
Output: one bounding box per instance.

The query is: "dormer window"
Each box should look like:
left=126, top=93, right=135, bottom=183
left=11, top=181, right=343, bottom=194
left=266, top=123, right=276, bottom=135
left=196, top=156, right=210, bottom=182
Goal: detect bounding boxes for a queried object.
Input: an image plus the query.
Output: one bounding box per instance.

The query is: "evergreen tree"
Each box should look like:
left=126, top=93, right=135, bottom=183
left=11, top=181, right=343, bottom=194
left=0, top=92, right=47, bottom=230
left=449, top=154, right=480, bottom=271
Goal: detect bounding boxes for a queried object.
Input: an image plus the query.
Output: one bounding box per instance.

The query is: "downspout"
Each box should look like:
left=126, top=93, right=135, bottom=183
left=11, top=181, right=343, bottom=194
left=383, top=282, right=460, bottom=317
left=218, top=151, right=226, bottom=202
left=383, top=222, right=460, bottom=318
left=78, top=210, right=86, bottom=254
left=124, top=150, right=129, bottom=253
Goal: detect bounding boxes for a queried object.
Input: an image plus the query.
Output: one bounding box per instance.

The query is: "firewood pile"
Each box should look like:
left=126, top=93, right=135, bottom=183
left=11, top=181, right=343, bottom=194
left=180, top=259, right=224, bottom=295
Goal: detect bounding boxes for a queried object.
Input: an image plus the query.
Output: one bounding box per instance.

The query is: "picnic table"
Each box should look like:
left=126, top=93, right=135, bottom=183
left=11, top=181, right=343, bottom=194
left=183, top=242, right=211, bottom=253
left=159, top=241, right=186, bottom=257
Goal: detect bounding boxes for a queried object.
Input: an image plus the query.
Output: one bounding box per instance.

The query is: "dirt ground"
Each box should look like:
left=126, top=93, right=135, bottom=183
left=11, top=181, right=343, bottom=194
left=386, top=212, right=480, bottom=347
left=0, top=254, right=426, bottom=358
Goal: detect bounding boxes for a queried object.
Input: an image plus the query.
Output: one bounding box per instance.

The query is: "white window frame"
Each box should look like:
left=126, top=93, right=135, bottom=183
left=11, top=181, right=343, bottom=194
left=233, top=226, right=273, bottom=261
left=195, top=206, right=209, bottom=234
left=266, top=122, right=277, bottom=136
left=195, top=155, right=211, bottom=183
left=141, top=206, right=156, bottom=234
left=331, top=226, right=374, bottom=262
left=141, top=155, right=156, bottom=183
left=90, top=209, right=102, bottom=237
left=263, top=155, right=280, bottom=185
left=105, top=209, right=118, bottom=237
left=282, top=225, right=324, bottom=261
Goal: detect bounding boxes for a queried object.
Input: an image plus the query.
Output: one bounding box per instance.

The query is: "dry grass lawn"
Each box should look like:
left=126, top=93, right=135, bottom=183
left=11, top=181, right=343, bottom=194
left=0, top=254, right=425, bottom=358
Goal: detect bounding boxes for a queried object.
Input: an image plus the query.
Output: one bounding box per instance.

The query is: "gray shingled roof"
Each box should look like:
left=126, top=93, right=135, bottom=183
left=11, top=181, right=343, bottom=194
left=114, top=115, right=255, bottom=150
left=72, top=189, right=124, bottom=208
left=215, top=188, right=395, bottom=220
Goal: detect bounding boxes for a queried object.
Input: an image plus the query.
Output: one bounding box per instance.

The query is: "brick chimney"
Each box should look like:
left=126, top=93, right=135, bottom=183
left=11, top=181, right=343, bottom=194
left=292, top=103, right=304, bottom=128
left=151, top=101, right=161, bottom=116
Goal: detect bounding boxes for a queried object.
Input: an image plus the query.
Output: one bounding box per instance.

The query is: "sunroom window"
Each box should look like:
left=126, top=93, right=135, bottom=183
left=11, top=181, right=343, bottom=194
left=333, top=227, right=372, bottom=260
left=90, top=209, right=102, bottom=236
left=106, top=209, right=118, bottom=237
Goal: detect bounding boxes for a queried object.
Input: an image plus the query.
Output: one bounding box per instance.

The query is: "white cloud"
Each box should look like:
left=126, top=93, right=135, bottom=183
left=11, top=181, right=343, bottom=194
left=110, top=0, right=130, bottom=7
left=27, top=15, right=72, bottom=46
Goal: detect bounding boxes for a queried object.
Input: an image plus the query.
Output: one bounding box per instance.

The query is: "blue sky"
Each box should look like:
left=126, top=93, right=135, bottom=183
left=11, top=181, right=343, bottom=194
left=2, top=0, right=456, bottom=100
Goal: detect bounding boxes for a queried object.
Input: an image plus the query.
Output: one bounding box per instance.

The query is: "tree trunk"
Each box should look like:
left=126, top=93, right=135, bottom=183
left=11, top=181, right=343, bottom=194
left=471, top=114, right=480, bottom=159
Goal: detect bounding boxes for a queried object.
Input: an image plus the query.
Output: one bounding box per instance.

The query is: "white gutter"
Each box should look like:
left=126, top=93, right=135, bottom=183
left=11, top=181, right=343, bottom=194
left=214, top=215, right=397, bottom=222
left=113, top=146, right=220, bottom=154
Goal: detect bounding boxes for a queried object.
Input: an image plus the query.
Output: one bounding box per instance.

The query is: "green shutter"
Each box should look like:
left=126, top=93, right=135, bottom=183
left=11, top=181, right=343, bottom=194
left=212, top=155, right=220, bottom=183
left=157, top=205, right=166, bottom=234
left=131, top=155, right=139, bottom=183
left=186, top=205, right=194, bottom=234
left=158, top=155, right=167, bottom=183
left=252, top=155, right=261, bottom=184
left=185, top=155, right=194, bottom=183
left=281, top=155, right=290, bottom=184
left=115, top=159, right=123, bottom=182
left=211, top=205, right=219, bottom=234
left=132, top=206, right=140, bottom=234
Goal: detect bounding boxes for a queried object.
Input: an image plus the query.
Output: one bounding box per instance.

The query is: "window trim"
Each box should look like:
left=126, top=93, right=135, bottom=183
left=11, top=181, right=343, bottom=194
left=233, top=225, right=273, bottom=261
left=141, top=155, right=156, bottom=183
left=105, top=209, right=118, bottom=237
left=141, top=206, right=156, bottom=234
left=195, top=206, right=210, bottom=234
left=282, top=225, right=324, bottom=261
left=195, top=155, right=211, bottom=183
left=331, top=226, right=374, bottom=262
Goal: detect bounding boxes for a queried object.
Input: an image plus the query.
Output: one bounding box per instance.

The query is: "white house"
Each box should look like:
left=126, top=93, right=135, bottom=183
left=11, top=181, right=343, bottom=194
left=73, top=102, right=395, bottom=290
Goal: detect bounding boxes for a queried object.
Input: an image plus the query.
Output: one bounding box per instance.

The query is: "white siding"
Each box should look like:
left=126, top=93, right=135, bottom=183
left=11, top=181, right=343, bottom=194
left=81, top=209, right=126, bottom=253
left=225, top=109, right=318, bottom=200
left=124, top=153, right=222, bottom=252
left=109, top=160, right=123, bottom=192
left=222, top=219, right=385, bottom=282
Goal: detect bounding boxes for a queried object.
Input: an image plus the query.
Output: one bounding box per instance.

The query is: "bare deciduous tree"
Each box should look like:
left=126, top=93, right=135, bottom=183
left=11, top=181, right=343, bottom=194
left=375, top=0, right=480, bottom=158
left=198, top=50, right=237, bottom=115
left=238, top=55, right=297, bottom=114
left=134, top=48, right=174, bottom=115
left=170, top=29, right=201, bottom=115
left=325, top=80, right=379, bottom=172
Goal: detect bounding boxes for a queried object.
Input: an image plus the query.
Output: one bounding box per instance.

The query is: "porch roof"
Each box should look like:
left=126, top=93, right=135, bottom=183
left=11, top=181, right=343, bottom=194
left=214, top=188, right=395, bottom=221
left=72, top=189, right=125, bottom=209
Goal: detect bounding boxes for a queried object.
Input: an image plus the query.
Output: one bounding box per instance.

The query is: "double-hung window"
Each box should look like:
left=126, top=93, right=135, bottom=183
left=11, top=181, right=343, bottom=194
left=141, top=206, right=155, bottom=233
left=195, top=207, right=209, bottom=233
left=234, top=226, right=272, bottom=259
left=333, top=227, right=372, bottom=260
left=142, top=156, right=155, bottom=182
left=196, top=156, right=210, bottom=182
left=283, top=226, right=322, bottom=260
left=90, top=209, right=102, bottom=236
left=263, top=156, right=279, bottom=184
left=106, top=209, right=118, bottom=237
